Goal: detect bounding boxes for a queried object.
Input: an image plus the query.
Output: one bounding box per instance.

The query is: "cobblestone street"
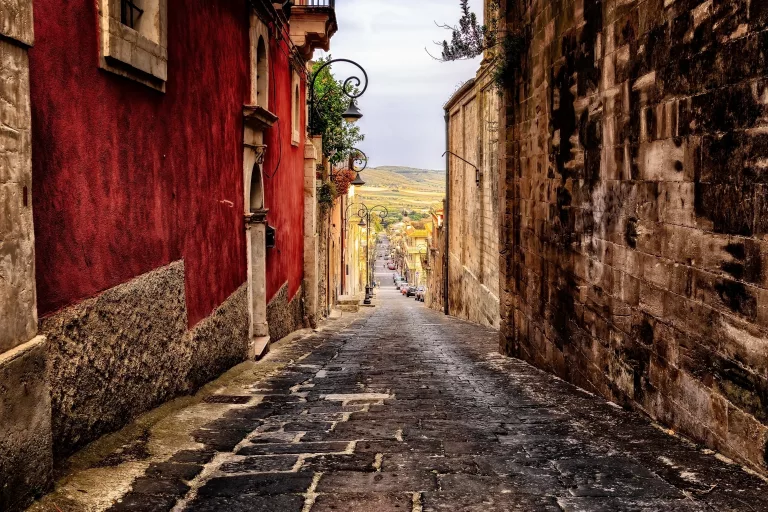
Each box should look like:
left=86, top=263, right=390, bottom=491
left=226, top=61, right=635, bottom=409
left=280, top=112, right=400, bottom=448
left=30, top=258, right=768, bottom=512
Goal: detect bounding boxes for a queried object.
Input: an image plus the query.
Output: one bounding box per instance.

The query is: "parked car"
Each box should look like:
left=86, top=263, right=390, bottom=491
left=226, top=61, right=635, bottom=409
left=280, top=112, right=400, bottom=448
left=397, top=281, right=408, bottom=291
left=415, top=286, right=426, bottom=302
left=406, top=285, right=417, bottom=297
left=387, top=262, right=396, bottom=270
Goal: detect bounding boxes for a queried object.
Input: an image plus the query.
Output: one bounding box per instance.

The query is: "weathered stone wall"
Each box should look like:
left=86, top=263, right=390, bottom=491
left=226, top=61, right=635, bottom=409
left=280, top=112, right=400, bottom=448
left=0, top=2, right=53, bottom=509
left=500, top=0, right=768, bottom=472
left=446, top=68, right=501, bottom=329
left=0, top=4, right=36, bottom=353
left=318, top=208, right=329, bottom=316
left=267, top=282, right=305, bottom=342
left=43, top=261, right=248, bottom=459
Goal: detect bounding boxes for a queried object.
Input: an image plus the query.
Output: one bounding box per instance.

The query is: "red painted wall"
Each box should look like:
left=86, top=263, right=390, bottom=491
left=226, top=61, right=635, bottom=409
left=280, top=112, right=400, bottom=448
left=29, top=0, right=251, bottom=326
left=263, top=39, right=306, bottom=303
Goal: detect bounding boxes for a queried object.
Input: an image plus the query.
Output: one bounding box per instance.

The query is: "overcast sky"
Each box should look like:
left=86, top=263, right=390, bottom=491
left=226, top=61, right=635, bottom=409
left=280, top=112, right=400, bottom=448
left=314, top=0, right=483, bottom=171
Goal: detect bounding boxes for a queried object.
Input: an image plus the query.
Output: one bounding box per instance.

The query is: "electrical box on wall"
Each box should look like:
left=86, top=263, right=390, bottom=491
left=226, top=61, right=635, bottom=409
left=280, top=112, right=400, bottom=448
left=266, top=225, right=276, bottom=248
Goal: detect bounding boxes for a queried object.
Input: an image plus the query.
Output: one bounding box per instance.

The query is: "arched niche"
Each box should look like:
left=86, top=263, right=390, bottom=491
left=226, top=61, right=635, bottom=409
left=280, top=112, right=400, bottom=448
left=256, top=36, right=268, bottom=108
left=250, top=162, right=264, bottom=212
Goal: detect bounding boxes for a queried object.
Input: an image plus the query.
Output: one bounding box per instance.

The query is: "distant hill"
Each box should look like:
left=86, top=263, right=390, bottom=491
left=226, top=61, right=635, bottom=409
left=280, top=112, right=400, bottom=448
left=354, top=166, right=445, bottom=224
left=358, top=166, right=445, bottom=192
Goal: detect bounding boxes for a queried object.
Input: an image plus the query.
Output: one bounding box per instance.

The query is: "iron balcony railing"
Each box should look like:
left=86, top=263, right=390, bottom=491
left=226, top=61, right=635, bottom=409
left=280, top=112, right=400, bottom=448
left=294, top=0, right=335, bottom=7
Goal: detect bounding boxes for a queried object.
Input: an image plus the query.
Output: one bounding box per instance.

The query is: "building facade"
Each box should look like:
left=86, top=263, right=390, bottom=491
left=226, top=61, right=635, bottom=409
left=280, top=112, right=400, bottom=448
left=499, top=0, right=768, bottom=474
left=440, top=64, right=502, bottom=329
left=426, top=208, right=445, bottom=310
left=0, top=0, right=337, bottom=508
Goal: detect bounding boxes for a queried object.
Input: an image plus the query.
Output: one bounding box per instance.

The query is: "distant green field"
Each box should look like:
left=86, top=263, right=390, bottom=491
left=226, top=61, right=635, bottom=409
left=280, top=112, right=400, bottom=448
left=355, top=166, right=445, bottom=223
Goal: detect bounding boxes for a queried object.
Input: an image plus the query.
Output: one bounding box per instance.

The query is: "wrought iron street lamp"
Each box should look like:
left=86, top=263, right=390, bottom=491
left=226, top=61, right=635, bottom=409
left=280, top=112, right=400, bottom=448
left=345, top=203, right=388, bottom=304
left=443, top=150, right=481, bottom=186
left=331, top=147, right=368, bottom=185
left=329, top=148, right=368, bottom=186
left=349, top=148, right=368, bottom=186
left=309, top=59, right=369, bottom=136
left=342, top=100, right=363, bottom=123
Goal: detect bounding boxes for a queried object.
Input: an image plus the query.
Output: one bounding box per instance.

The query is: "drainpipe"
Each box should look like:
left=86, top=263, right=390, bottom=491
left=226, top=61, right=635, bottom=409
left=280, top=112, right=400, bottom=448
left=443, top=110, right=450, bottom=316
left=341, top=195, right=346, bottom=295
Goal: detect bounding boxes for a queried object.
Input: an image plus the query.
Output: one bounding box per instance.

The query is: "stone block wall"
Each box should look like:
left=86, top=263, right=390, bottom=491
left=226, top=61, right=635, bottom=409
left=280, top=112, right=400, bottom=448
left=0, top=1, right=53, bottom=509
left=0, top=0, right=35, bottom=353
left=500, top=0, right=768, bottom=472
left=446, top=68, right=501, bottom=329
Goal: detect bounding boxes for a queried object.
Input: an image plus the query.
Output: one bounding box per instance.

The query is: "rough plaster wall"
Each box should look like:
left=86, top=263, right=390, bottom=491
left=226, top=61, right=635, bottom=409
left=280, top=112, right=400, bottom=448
left=0, top=36, right=36, bottom=353
left=267, top=282, right=305, bottom=342
left=263, top=35, right=306, bottom=302
left=43, top=261, right=248, bottom=459
left=447, top=75, right=501, bottom=329
left=501, top=0, right=768, bottom=472
left=29, top=0, right=249, bottom=326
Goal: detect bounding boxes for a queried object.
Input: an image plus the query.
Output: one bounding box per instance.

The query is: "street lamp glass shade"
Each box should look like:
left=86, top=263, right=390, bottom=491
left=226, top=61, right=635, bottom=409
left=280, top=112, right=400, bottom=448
left=351, top=172, right=366, bottom=186
left=342, top=100, right=363, bottom=123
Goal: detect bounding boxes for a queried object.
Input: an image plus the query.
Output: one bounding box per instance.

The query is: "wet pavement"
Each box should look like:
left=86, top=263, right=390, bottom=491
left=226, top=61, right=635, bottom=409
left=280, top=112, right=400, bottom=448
left=34, top=250, right=768, bottom=511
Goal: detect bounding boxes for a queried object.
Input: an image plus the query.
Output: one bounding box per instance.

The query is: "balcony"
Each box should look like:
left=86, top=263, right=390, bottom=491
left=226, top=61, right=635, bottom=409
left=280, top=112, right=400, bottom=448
left=290, top=0, right=338, bottom=59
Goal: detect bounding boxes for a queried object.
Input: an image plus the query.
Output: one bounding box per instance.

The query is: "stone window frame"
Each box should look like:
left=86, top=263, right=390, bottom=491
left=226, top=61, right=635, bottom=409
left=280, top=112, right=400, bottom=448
left=250, top=15, right=270, bottom=109
left=97, top=0, right=168, bottom=92
left=291, top=70, right=301, bottom=146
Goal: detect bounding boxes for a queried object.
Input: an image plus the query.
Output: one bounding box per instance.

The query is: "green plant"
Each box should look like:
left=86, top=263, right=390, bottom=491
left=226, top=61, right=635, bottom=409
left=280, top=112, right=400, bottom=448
left=436, top=0, right=498, bottom=61
left=318, top=181, right=337, bottom=209
left=491, top=33, right=525, bottom=91
left=434, top=0, right=525, bottom=93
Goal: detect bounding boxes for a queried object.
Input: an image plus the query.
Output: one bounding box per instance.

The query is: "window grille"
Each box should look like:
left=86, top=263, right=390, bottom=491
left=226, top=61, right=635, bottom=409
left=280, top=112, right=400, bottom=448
left=121, top=0, right=144, bottom=29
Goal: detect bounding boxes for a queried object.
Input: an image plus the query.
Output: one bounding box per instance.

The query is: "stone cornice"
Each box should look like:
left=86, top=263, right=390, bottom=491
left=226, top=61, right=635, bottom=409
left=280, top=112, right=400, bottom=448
left=243, top=105, right=278, bottom=130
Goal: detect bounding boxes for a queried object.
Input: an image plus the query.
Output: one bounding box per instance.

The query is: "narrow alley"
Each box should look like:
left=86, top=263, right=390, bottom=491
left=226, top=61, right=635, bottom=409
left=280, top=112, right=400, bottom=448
left=6, top=1, right=768, bottom=510
left=29, top=245, right=767, bottom=512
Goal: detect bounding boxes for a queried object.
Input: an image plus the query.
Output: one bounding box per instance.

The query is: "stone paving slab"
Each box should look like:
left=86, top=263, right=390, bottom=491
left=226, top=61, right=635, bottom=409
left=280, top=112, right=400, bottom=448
left=29, top=282, right=768, bottom=511
left=421, top=492, right=563, bottom=512
left=185, top=494, right=305, bottom=512
left=311, top=492, right=413, bottom=512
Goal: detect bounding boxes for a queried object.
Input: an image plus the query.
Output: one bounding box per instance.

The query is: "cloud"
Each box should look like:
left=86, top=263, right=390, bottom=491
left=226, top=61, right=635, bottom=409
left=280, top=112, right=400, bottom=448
left=314, top=0, right=484, bottom=170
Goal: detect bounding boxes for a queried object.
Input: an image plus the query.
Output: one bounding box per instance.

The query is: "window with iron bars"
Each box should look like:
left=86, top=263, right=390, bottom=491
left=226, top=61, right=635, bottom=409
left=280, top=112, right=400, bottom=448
left=121, top=0, right=144, bottom=29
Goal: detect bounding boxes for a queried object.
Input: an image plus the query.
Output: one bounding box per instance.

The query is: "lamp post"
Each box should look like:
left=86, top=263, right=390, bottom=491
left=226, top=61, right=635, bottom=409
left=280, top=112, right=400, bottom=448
left=343, top=200, right=387, bottom=300
left=332, top=147, right=368, bottom=186
left=309, top=59, right=369, bottom=136
left=354, top=203, right=388, bottom=304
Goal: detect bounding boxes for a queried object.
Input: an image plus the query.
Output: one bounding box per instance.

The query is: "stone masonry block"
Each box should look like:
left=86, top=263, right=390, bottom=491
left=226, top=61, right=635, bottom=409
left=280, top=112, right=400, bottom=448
left=0, top=336, right=52, bottom=512
left=0, top=0, right=34, bottom=47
